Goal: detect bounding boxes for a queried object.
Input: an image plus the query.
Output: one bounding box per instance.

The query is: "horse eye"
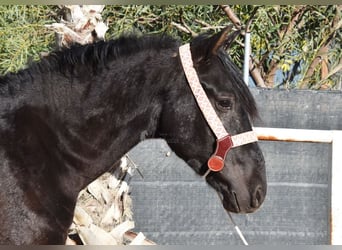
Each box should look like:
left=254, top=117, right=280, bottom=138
left=216, top=99, right=233, bottom=111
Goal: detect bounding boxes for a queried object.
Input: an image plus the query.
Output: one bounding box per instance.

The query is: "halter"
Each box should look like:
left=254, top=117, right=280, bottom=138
left=179, top=43, right=258, bottom=176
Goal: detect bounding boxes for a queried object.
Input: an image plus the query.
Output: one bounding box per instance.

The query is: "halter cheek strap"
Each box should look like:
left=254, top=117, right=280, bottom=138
left=179, top=43, right=258, bottom=174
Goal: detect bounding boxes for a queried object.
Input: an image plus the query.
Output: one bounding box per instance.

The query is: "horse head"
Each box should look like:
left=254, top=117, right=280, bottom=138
left=158, top=27, right=267, bottom=213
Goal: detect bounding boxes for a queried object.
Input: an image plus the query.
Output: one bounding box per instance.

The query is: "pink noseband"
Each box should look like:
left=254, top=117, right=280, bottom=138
left=179, top=43, right=258, bottom=174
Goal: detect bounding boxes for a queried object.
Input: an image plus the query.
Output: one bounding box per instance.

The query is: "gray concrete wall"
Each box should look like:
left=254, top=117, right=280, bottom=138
left=126, top=88, right=342, bottom=245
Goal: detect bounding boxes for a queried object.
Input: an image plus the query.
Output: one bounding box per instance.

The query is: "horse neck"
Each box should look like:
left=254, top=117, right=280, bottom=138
left=25, top=49, right=179, bottom=190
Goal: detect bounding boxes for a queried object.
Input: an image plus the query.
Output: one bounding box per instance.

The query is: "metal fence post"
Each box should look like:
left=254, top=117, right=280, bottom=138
left=331, top=131, right=342, bottom=244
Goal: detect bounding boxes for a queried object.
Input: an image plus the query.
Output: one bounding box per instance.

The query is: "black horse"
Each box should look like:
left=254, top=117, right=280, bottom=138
left=0, top=27, right=266, bottom=244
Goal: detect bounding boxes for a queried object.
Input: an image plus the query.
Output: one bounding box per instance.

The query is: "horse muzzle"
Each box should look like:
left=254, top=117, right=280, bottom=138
left=219, top=184, right=266, bottom=214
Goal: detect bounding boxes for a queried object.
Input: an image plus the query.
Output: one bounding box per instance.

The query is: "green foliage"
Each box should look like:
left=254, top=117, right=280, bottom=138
left=0, top=5, right=56, bottom=75
left=232, top=5, right=341, bottom=89
left=0, top=5, right=340, bottom=90
left=102, top=5, right=245, bottom=65
left=102, top=5, right=227, bottom=40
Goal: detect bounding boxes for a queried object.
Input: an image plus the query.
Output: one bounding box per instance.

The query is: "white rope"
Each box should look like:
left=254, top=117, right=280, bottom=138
left=227, top=211, right=249, bottom=245
left=202, top=169, right=211, bottom=179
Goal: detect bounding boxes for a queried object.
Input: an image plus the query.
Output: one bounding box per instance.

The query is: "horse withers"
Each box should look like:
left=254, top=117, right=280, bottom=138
left=0, top=27, right=266, bottom=244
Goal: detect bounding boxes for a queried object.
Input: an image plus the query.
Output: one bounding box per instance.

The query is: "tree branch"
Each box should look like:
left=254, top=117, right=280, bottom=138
left=220, top=5, right=266, bottom=88
left=245, top=6, right=260, bottom=32
left=280, top=5, right=306, bottom=40
left=171, top=21, right=191, bottom=34
left=300, top=40, right=330, bottom=88
left=178, top=10, right=198, bottom=37
left=299, top=6, right=341, bottom=88
left=220, top=5, right=242, bottom=29
left=249, top=57, right=267, bottom=88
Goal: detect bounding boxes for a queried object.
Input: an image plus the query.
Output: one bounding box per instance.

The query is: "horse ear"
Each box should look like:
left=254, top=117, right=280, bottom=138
left=190, top=25, right=240, bottom=63
left=210, top=25, right=241, bottom=55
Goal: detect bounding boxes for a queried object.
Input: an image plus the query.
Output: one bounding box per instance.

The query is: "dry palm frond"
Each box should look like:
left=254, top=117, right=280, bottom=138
left=67, top=155, right=156, bottom=245
left=46, top=5, right=108, bottom=48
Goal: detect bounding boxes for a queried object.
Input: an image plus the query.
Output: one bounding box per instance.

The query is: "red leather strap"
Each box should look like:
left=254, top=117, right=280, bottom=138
left=208, top=135, right=233, bottom=172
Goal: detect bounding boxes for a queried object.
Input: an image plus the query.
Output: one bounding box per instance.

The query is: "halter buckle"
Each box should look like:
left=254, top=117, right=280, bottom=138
left=207, top=135, right=233, bottom=172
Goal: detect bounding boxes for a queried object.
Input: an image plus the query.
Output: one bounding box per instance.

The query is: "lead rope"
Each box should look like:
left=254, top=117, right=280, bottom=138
left=214, top=192, right=249, bottom=245
left=202, top=168, right=211, bottom=179
left=227, top=211, right=249, bottom=245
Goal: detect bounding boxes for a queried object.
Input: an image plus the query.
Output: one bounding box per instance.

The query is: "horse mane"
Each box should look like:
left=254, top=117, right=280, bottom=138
left=45, top=34, right=180, bottom=72
left=0, top=34, right=180, bottom=84
left=0, top=34, right=179, bottom=96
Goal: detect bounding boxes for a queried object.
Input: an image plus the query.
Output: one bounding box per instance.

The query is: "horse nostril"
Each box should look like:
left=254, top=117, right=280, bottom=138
left=252, top=186, right=263, bottom=208
left=232, top=191, right=241, bottom=212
